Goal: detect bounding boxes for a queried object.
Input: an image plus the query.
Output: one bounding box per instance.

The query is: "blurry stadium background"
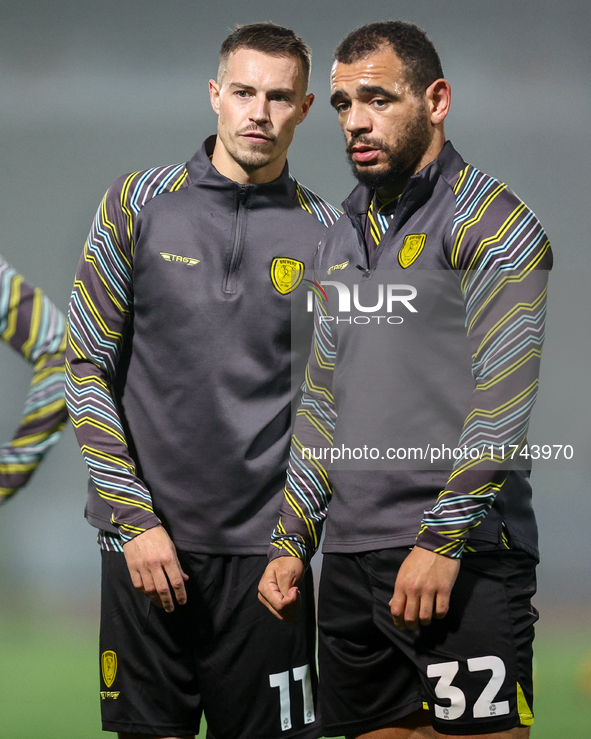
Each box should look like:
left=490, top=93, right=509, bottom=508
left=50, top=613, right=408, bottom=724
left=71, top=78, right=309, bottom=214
left=1, top=1, right=590, bottom=736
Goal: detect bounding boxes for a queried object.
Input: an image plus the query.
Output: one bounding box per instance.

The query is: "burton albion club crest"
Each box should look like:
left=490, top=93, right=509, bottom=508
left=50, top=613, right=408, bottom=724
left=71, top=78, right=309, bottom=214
left=398, top=233, right=427, bottom=268
left=271, top=258, right=305, bottom=294
left=101, top=650, right=117, bottom=688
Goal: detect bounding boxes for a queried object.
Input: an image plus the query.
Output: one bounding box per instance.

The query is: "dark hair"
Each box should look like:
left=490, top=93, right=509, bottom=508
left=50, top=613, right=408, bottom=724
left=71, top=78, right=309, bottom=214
left=335, top=21, right=443, bottom=96
left=218, top=22, right=311, bottom=87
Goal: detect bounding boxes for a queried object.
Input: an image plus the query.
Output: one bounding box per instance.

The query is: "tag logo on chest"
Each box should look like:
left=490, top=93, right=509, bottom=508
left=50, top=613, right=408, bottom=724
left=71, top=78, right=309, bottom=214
left=327, top=260, right=349, bottom=275
left=271, top=257, right=305, bottom=294
left=160, top=252, right=200, bottom=266
left=398, top=234, right=426, bottom=268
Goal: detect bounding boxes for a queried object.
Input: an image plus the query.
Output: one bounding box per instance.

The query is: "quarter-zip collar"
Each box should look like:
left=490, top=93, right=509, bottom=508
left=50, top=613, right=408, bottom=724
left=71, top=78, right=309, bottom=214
left=186, top=134, right=298, bottom=204
left=343, top=141, right=464, bottom=239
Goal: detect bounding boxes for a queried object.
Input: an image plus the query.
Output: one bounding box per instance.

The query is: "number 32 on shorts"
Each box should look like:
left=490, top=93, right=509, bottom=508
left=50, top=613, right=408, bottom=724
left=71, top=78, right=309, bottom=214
left=427, top=656, right=510, bottom=721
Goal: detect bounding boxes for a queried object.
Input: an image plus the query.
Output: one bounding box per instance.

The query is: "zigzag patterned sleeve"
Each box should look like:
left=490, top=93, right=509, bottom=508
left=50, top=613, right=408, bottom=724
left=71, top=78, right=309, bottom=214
left=65, top=175, right=162, bottom=541
left=415, top=166, right=553, bottom=558
left=0, top=258, right=68, bottom=502
left=268, top=298, right=337, bottom=568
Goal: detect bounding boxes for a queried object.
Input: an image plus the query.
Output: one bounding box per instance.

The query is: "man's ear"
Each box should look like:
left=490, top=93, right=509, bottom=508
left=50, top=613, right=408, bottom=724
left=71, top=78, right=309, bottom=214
left=297, top=93, right=315, bottom=125
left=209, top=79, right=221, bottom=116
left=425, top=78, right=451, bottom=125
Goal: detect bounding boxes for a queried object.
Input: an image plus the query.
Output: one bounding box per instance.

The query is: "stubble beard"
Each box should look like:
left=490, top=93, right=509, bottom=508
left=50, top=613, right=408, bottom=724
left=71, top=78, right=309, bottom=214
left=233, top=146, right=272, bottom=172
left=347, top=104, right=432, bottom=191
left=230, top=127, right=278, bottom=173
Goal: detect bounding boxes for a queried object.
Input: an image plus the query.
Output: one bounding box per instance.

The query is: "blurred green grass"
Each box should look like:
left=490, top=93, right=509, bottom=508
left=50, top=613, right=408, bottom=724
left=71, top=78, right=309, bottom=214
left=0, top=623, right=589, bottom=738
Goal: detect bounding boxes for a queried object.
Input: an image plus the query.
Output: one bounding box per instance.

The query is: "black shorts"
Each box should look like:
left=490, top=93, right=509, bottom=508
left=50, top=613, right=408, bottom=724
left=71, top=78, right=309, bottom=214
left=318, top=548, right=538, bottom=737
left=100, top=550, right=320, bottom=739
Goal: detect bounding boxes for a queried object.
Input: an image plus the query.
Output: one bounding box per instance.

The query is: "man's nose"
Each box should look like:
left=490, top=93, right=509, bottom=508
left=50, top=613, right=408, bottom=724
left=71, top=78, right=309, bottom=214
left=345, top=102, right=371, bottom=134
left=249, top=94, right=271, bottom=125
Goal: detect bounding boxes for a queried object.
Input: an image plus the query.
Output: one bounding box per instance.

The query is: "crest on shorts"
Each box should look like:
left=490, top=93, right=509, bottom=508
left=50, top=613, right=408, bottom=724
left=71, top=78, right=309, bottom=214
left=271, top=258, right=305, bottom=294
left=101, top=650, right=117, bottom=688
left=398, top=234, right=427, bottom=268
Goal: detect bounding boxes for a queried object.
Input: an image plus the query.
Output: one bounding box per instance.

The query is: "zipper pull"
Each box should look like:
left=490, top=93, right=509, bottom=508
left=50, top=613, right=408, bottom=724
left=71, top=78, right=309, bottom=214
left=356, top=265, right=371, bottom=278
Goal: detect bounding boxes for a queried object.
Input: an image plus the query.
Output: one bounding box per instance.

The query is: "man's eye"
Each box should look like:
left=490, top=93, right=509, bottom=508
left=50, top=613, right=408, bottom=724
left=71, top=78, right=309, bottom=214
left=236, top=90, right=250, bottom=98
left=372, top=98, right=388, bottom=108
left=335, top=103, right=350, bottom=113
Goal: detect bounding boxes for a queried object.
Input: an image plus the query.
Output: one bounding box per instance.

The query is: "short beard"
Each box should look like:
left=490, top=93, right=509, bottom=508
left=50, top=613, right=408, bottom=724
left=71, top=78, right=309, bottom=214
left=232, top=149, right=273, bottom=172
left=347, top=104, right=432, bottom=191
left=228, top=127, right=279, bottom=172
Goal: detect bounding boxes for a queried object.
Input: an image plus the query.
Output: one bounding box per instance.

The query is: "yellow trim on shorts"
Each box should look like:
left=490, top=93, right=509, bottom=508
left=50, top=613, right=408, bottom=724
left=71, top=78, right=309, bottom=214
left=517, top=682, right=534, bottom=726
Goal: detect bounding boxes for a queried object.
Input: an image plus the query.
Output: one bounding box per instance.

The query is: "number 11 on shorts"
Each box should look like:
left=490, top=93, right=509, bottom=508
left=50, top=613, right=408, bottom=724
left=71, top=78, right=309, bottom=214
left=269, top=664, right=315, bottom=731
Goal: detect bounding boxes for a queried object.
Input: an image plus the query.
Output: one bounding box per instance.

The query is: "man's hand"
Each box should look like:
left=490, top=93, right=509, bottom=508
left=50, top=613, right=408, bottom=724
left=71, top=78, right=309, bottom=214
left=389, top=546, right=460, bottom=631
left=258, top=556, right=305, bottom=623
left=123, top=525, right=189, bottom=613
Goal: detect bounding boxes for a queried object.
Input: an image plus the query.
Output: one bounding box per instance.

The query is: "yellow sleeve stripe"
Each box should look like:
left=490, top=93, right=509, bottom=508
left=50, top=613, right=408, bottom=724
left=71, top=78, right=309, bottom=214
left=314, top=335, right=335, bottom=371
left=118, top=522, right=149, bottom=535
left=30, top=364, right=65, bottom=386
left=100, top=194, right=131, bottom=271
left=284, top=488, right=318, bottom=547
left=66, top=329, right=85, bottom=361
left=97, top=488, right=154, bottom=514
left=292, top=436, right=330, bottom=487
left=170, top=168, right=189, bottom=191
left=272, top=535, right=301, bottom=558
left=2, top=274, right=22, bottom=343
left=463, top=380, right=538, bottom=425
left=120, top=172, right=142, bottom=251
left=435, top=539, right=464, bottom=555
left=473, top=287, right=547, bottom=359
left=20, top=288, right=43, bottom=359
left=17, top=399, right=68, bottom=429
left=83, top=249, right=130, bottom=316
left=80, top=446, right=136, bottom=472
left=451, top=183, right=507, bottom=268
left=467, top=269, right=541, bottom=335
left=70, top=416, right=127, bottom=446
left=452, top=165, right=471, bottom=195
left=296, top=184, right=313, bottom=215
left=65, top=357, right=110, bottom=391
left=295, top=408, right=333, bottom=444
left=0, top=463, right=38, bottom=474
left=305, top=364, right=334, bottom=404
left=475, top=352, right=541, bottom=391
left=462, top=203, right=526, bottom=279
left=74, top=280, right=126, bottom=343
